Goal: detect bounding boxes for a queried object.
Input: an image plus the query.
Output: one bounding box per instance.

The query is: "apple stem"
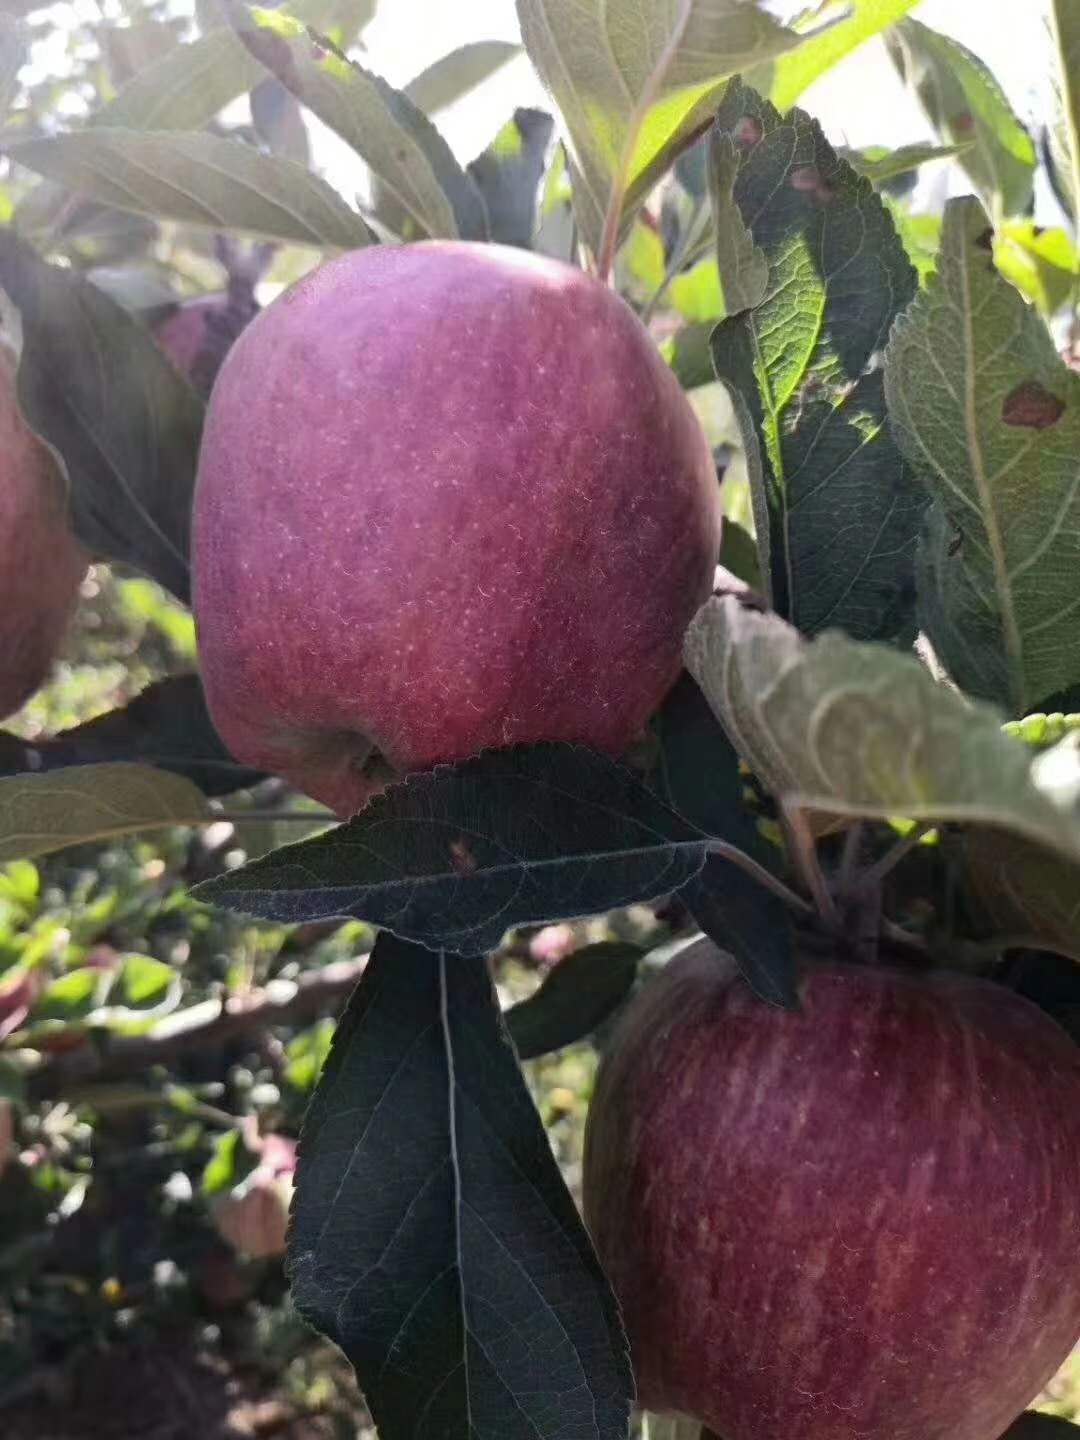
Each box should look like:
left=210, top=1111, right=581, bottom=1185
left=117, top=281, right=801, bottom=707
left=705, top=839, right=813, bottom=917
left=861, top=824, right=933, bottom=891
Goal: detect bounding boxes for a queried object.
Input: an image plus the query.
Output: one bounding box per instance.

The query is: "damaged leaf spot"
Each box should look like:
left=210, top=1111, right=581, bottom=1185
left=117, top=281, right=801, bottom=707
left=1002, top=380, right=1065, bottom=430
left=952, top=112, right=975, bottom=134
left=733, top=115, right=763, bottom=148
left=790, top=166, right=836, bottom=204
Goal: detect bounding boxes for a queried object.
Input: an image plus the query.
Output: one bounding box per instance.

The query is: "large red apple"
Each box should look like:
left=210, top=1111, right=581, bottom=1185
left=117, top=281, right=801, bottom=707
left=0, top=343, right=88, bottom=720
left=192, top=242, right=721, bottom=816
left=583, top=941, right=1080, bottom=1440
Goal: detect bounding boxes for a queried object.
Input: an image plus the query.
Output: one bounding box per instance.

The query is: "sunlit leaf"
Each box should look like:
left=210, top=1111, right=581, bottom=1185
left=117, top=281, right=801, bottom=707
left=761, top=0, right=921, bottom=112
left=995, top=220, right=1078, bottom=317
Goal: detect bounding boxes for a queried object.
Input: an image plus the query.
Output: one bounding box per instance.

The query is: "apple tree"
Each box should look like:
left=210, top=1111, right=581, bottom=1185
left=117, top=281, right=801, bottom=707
left=0, top=2, right=1079, bottom=1438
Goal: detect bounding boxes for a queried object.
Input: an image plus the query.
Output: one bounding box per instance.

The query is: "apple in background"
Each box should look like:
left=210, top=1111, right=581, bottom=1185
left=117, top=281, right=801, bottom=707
left=193, top=241, right=721, bottom=816
left=0, top=343, right=89, bottom=721
left=583, top=940, right=1080, bottom=1440
left=153, top=291, right=259, bottom=399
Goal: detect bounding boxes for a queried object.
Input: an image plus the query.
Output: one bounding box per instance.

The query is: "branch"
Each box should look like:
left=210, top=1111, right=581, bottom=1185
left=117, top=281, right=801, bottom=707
left=27, top=956, right=367, bottom=1096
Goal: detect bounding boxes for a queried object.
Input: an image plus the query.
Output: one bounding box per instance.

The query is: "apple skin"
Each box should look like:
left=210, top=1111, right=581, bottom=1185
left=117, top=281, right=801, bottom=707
left=0, top=345, right=89, bottom=720
left=153, top=293, right=258, bottom=399
left=583, top=941, right=1080, bottom=1440
left=192, top=242, right=721, bottom=816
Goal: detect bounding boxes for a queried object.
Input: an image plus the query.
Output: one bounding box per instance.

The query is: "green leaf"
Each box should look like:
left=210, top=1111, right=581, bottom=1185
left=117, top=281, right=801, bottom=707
left=1004, top=713, right=1080, bottom=749
left=1049, top=1, right=1080, bottom=224
left=884, top=197, right=1080, bottom=715
left=0, top=764, right=209, bottom=863
left=194, top=745, right=710, bottom=957
left=618, top=218, right=666, bottom=301
left=288, top=932, right=634, bottom=1438
left=3, top=128, right=372, bottom=250
left=762, top=0, right=921, bottom=112
left=94, top=0, right=369, bottom=132
left=109, top=954, right=178, bottom=1011
left=506, top=941, right=641, bottom=1059
left=994, top=220, right=1078, bottom=317
left=885, top=197, right=941, bottom=280
left=404, top=40, right=521, bottom=114
left=669, top=257, right=723, bottom=322
left=708, top=82, right=924, bottom=644
left=965, top=827, right=1080, bottom=962
left=36, top=967, right=103, bottom=1021
left=661, top=322, right=715, bottom=389
left=202, top=1126, right=259, bottom=1197
left=0, top=231, right=201, bottom=601
left=466, top=108, right=553, bottom=249
left=886, top=18, right=1036, bottom=219
left=1, top=13, right=26, bottom=119
left=685, top=594, right=1080, bottom=868
left=845, top=140, right=969, bottom=188
left=232, top=6, right=487, bottom=241
left=515, top=0, right=805, bottom=263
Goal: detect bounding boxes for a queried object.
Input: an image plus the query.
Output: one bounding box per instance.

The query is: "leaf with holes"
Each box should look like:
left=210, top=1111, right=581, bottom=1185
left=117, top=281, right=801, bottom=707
left=515, top=0, right=805, bottom=264
left=708, top=81, right=925, bottom=644
left=685, top=594, right=1080, bottom=868
left=0, top=764, right=208, bottom=863
left=2, top=128, right=371, bottom=250
left=887, top=18, right=1035, bottom=217
left=0, top=231, right=200, bottom=600
left=885, top=197, right=1080, bottom=715
left=505, top=940, right=642, bottom=1058
left=194, top=744, right=711, bottom=955
left=289, top=931, right=633, bottom=1440
left=0, top=676, right=262, bottom=798
left=230, top=4, right=487, bottom=241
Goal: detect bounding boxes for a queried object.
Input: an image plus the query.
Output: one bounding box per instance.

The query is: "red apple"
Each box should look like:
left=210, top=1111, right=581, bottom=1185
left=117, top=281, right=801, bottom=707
left=583, top=940, right=1080, bottom=1440
left=192, top=242, right=721, bottom=816
left=0, top=343, right=88, bottom=721
left=153, top=292, right=258, bottom=398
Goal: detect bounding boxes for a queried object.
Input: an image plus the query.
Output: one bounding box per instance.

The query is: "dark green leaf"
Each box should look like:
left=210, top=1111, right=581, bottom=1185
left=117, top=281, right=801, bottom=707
left=194, top=744, right=710, bottom=956
left=718, top=516, right=761, bottom=591
left=516, top=0, right=804, bottom=261
left=1001, top=1414, right=1080, bottom=1439
left=289, top=932, right=633, bottom=1440
left=0, top=230, right=200, bottom=599
left=4, top=127, right=371, bottom=250
left=885, top=197, right=1080, bottom=714
left=887, top=18, right=1036, bottom=217
left=0, top=676, right=262, bottom=797
left=505, top=941, right=641, bottom=1059
left=662, top=322, right=714, bottom=390
left=681, top=859, right=796, bottom=1007
left=404, top=40, right=521, bottom=114
left=466, top=108, right=553, bottom=249
left=708, top=81, right=924, bottom=643
left=231, top=5, right=487, bottom=241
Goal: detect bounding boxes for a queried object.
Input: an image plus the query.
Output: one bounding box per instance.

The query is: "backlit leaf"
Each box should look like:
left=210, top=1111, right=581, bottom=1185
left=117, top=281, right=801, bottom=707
left=762, top=0, right=921, bottom=112
left=404, top=40, right=521, bottom=114
left=1048, top=0, right=1080, bottom=224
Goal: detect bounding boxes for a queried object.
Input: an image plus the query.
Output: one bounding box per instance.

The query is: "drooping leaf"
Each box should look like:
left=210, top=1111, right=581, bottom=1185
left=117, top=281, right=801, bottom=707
left=230, top=5, right=487, bottom=241
left=3, top=128, right=372, bottom=250
left=884, top=197, right=1080, bottom=715
left=505, top=940, right=641, bottom=1059
left=0, top=676, right=263, bottom=797
left=758, top=0, right=921, bottom=112
left=708, top=81, right=925, bottom=644
left=1049, top=0, right=1080, bottom=224
left=194, top=745, right=711, bottom=956
left=289, top=932, right=634, bottom=1440
left=1, top=12, right=26, bottom=118
left=887, top=18, right=1036, bottom=218
left=515, top=0, right=806, bottom=262
left=0, top=230, right=200, bottom=600
left=685, top=594, right=1080, bottom=869
left=466, top=107, right=553, bottom=249
left=94, top=0, right=369, bottom=131
left=0, top=764, right=208, bottom=863
left=994, top=220, right=1078, bottom=317
left=845, top=140, right=969, bottom=189
left=404, top=40, right=522, bottom=113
